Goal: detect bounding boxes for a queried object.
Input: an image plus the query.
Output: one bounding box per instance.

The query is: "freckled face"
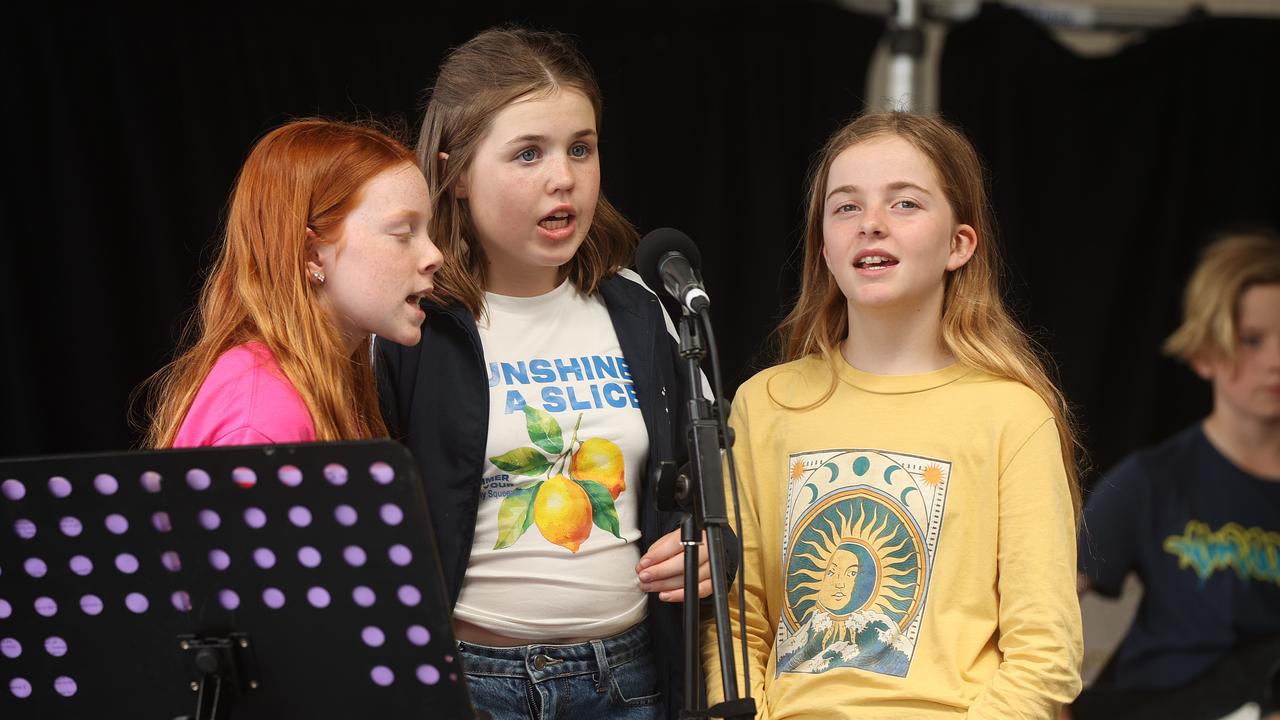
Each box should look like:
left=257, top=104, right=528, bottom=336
left=313, top=163, right=443, bottom=350
left=821, top=135, right=975, bottom=312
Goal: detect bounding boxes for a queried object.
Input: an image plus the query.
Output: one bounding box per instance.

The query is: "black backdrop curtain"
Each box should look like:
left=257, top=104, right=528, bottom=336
left=940, top=4, right=1280, bottom=483
left=0, top=3, right=882, bottom=456
left=5, top=3, right=1280, bottom=485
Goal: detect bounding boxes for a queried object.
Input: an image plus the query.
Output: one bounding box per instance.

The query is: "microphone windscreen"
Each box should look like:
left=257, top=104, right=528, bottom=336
left=636, top=227, right=702, bottom=293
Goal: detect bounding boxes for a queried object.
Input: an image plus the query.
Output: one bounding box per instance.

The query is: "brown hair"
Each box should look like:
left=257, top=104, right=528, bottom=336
left=1164, top=227, right=1280, bottom=364
left=140, top=119, right=416, bottom=447
left=777, top=111, right=1083, bottom=518
left=417, top=26, right=636, bottom=317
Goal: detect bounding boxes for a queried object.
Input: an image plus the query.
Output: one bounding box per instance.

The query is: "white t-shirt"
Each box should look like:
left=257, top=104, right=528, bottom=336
left=453, top=278, right=649, bottom=640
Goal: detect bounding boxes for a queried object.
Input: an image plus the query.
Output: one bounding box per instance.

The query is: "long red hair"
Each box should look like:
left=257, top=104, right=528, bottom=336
left=140, top=119, right=415, bottom=447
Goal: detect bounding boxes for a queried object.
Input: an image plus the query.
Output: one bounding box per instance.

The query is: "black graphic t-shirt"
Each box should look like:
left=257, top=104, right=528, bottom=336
left=1080, top=424, right=1280, bottom=689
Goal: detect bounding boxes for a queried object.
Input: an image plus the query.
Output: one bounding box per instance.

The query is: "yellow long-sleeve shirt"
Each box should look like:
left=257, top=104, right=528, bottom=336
left=703, top=356, right=1082, bottom=719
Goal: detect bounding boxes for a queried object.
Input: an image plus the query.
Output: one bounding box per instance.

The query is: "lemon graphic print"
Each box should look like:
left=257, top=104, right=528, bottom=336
left=489, top=405, right=626, bottom=552
left=571, top=437, right=626, bottom=499
left=534, top=475, right=593, bottom=552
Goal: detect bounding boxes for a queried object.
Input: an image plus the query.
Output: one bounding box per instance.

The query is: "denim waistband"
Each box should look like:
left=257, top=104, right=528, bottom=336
left=457, top=622, right=650, bottom=681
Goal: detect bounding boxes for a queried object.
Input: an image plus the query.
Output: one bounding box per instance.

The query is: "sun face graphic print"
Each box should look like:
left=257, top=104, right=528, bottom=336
left=777, top=449, right=950, bottom=677
left=786, top=492, right=924, bottom=630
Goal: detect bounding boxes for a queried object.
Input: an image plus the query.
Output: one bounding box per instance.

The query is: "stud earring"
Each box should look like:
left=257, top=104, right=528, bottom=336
left=311, top=271, right=326, bottom=284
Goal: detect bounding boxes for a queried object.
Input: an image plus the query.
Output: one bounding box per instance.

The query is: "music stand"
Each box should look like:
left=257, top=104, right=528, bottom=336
left=0, top=439, right=480, bottom=719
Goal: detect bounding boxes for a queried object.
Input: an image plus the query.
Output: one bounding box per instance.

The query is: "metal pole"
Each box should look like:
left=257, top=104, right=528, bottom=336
left=886, top=0, right=924, bottom=111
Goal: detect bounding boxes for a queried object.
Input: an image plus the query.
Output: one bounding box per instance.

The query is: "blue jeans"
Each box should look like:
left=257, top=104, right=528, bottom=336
left=458, top=622, right=663, bottom=720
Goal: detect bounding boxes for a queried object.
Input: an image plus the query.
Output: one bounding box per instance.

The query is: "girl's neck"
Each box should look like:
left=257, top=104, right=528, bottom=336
left=485, top=263, right=561, bottom=298
left=1202, top=410, right=1280, bottom=481
left=842, top=298, right=953, bottom=376
left=327, top=312, right=364, bottom=357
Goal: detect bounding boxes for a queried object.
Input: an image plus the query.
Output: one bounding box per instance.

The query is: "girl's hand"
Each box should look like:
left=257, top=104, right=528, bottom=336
left=636, top=529, right=712, bottom=602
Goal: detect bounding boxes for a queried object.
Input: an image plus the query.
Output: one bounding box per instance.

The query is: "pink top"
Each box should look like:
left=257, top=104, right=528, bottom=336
left=173, top=342, right=316, bottom=447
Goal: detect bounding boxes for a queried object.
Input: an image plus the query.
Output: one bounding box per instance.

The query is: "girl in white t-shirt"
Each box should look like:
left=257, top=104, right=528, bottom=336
left=376, top=26, right=714, bottom=719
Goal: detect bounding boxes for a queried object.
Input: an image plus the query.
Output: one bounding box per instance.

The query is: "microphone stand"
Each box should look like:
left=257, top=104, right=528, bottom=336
left=657, top=306, right=755, bottom=720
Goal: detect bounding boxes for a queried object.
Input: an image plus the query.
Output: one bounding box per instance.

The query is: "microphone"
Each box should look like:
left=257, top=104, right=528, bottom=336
left=636, top=227, right=710, bottom=313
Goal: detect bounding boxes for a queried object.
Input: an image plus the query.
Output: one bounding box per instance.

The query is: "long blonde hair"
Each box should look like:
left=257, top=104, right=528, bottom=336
left=417, top=26, right=637, bottom=318
left=776, top=111, right=1083, bottom=518
left=140, top=119, right=415, bottom=447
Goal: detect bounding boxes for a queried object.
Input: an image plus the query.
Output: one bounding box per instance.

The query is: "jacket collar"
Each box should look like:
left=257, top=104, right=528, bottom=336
left=424, top=272, right=653, bottom=325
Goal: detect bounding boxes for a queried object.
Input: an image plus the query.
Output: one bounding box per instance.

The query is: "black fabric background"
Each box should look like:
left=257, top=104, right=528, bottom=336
left=940, top=3, right=1280, bottom=483
left=4, top=2, right=1279, bottom=490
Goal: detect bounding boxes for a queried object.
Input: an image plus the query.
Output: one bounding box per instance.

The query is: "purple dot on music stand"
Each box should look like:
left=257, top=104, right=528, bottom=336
left=69, top=555, right=92, bottom=576
left=125, top=593, right=148, bottom=614
left=278, top=465, right=302, bottom=487
left=9, top=677, right=31, bottom=699
left=219, top=589, right=240, bottom=610
left=232, top=467, right=256, bottom=489
left=185, top=468, right=209, bottom=489
left=388, top=545, right=412, bottom=566
left=307, top=587, right=330, bottom=608
left=243, top=507, right=266, bottom=529
left=297, top=547, right=321, bottom=568
left=253, top=548, right=275, bottom=569
left=48, top=476, right=71, bottom=498
left=79, top=595, right=103, bottom=616
left=323, top=463, right=348, bottom=486
left=171, top=591, right=192, bottom=612
left=44, top=636, right=67, bottom=657
left=262, top=588, right=285, bottom=609
left=60, top=516, right=82, bottom=537
left=105, top=513, right=129, bottom=535
left=361, top=626, right=385, bottom=647
left=198, top=509, right=220, bottom=530
left=397, top=585, right=422, bottom=607
left=288, top=506, right=312, bottom=528
left=140, top=471, right=162, bottom=493
left=369, top=462, right=394, bottom=485
left=334, top=504, right=357, bottom=526
left=151, top=512, right=172, bottom=533
left=2, top=479, right=26, bottom=501
left=161, top=551, right=182, bottom=573
left=352, top=586, right=375, bottom=608
left=35, top=596, right=57, bottom=617
left=24, top=558, right=47, bottom=578
left=370, top=666, right=394, bottom=687
left=1, top=638, right=21, bottom=658
left=93, top=474, right=117, bottom=495
left=406, top=625, right=430, bottom=646
left=416, top=665, right=440, bottom=685
left=0, top=600, right=11, bottom=620
left=380, top=504, right=404, bottom=526
left=343, top=545, right=367, bottom=567
left=14, top=519, right=36, bottom=540
left=209, top=549, right=231, bottom=571
left=115, top=553, right=139, bottom=575
left=54, top=676, right=77, bottom=697
left=186, top=468, right=211, bottom=491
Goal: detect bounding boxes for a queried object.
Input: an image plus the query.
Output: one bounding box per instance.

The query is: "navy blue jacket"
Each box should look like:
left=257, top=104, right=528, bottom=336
left=375, top=273, right=731, bottom=716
